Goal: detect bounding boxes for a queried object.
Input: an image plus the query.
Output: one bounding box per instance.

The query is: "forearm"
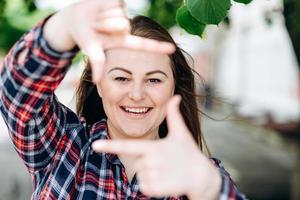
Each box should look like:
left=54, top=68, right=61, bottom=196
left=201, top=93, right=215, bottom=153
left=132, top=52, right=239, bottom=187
left=43, top=10, right=76, bottom=52
left=0, top=15, right=79, bottom=171
left=0, top=15, right=78, bottom=123
left=187, top=158, right=246, bottom=200
left=187, top=162, right=222, bottom=200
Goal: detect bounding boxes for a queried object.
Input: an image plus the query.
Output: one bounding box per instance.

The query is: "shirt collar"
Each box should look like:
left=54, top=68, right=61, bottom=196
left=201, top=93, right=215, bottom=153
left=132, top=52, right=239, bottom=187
left=89, top=119, right=123, bottom=166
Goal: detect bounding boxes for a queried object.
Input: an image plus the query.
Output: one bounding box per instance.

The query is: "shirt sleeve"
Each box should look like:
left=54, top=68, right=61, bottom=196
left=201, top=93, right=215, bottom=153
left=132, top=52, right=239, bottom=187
left=210, top=158, right=247, bottom=200
left=0, top=15, right=79, bottom=173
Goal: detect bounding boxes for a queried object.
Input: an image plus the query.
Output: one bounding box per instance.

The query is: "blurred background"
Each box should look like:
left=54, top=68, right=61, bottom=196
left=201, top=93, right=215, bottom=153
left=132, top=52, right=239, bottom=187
left=0, top=0, right=299, bottom=199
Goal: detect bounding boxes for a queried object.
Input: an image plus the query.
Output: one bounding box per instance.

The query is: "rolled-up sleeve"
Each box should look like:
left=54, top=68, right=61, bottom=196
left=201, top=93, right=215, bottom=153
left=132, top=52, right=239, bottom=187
left=210, top=158, right=247, bottom=200
left=0, top=15, right=79, bottom=173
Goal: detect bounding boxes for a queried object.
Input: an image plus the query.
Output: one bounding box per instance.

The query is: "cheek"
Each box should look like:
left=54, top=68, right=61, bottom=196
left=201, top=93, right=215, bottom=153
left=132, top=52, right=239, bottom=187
left=100, top=84, right=125, bottom=109
left=149, top=84, right=174, bottom=105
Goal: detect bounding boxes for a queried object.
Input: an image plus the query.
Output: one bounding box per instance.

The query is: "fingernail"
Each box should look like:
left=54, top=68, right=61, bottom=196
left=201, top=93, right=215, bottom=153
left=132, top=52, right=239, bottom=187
left=92, top=141, right=102, bottom=150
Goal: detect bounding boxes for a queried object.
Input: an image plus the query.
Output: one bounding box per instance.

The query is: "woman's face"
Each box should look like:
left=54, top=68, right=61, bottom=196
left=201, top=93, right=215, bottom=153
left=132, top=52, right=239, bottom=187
left=97, top=48, right=175, bottom=140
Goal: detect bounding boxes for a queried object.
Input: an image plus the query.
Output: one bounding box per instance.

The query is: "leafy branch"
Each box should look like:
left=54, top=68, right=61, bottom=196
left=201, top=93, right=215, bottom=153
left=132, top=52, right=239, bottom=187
left=175, top=0, right=253, bottom=37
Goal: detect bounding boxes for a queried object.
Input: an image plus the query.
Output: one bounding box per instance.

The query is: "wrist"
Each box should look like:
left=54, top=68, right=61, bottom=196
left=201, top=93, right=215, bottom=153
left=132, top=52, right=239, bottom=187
left=43, top=11, right=76, bottom=52
left=188, top=161, right=222, bottom=200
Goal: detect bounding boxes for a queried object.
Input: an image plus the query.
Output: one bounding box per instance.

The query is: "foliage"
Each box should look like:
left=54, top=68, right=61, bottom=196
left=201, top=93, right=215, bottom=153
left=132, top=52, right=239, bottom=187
left=234, top=0, right=252, bottom=4
left=146, top=0, right=253, bottom=38
left=175, top=5, right=205, bottom=36
left=1, top=0, right=299, bottom=66
left=146, top=0, right=300, bottom=67
left=0, top=0, right=52, bottom=53
left=0, top=18, right=25, bottom=53
left=145, top=0, right=182, bottom=30
left=283, top=0, right=300, bottom=65
left=186, top=0, right=232, bottom=25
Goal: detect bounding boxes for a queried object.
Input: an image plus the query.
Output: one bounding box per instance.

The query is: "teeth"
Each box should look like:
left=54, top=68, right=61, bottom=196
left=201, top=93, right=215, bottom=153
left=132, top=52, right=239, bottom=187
left=124, top=107, right=149, bottom=113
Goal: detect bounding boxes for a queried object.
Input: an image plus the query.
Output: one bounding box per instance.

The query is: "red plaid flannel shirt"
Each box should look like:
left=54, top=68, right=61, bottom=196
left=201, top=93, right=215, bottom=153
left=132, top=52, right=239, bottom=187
left=0, top=17, right=246, bottom=200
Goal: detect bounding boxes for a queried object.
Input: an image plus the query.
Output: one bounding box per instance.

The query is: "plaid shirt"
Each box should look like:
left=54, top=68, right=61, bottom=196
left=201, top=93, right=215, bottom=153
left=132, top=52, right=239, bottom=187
left=0, top=17, right=246, bottom=200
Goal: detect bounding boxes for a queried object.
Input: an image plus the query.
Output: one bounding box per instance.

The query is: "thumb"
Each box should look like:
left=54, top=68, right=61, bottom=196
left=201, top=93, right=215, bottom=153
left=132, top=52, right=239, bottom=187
left=166, top=95, right=189, bottom=137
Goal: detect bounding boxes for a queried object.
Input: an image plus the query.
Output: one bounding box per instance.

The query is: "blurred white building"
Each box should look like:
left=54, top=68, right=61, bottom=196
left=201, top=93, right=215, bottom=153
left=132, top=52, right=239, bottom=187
left=214, top=0, right=300, bottom=123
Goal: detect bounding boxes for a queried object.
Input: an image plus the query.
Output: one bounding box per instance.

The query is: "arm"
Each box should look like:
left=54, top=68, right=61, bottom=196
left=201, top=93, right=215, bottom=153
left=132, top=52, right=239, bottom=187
left=189, top=158, right=247, bottom=200
left=1, top=0, right=174, bottom=173
left=0, top=16, right=79, bottom=172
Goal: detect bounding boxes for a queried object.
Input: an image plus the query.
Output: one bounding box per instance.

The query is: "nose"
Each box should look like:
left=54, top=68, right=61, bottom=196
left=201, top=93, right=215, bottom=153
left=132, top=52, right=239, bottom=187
left=128, top=82, right=146, bottom=101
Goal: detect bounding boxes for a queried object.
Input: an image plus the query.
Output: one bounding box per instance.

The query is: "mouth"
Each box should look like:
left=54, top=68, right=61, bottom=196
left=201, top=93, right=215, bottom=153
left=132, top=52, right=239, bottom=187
left=120, top=106, right=153, bottom=119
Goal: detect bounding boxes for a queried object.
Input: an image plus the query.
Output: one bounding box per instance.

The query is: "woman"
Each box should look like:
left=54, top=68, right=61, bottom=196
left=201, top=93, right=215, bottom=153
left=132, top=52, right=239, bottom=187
left=0, top=0, right=245, bottom=199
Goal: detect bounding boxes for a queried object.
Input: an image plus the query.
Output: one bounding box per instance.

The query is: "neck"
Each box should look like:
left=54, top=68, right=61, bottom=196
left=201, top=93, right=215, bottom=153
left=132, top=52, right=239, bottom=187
left=106, top=119, right=159, bottom=183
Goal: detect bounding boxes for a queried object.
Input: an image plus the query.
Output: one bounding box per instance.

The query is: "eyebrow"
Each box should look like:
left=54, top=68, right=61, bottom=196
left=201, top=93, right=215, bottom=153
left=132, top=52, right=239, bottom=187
left=107, top=67, right=168, bottom=78
left=108, top=67, right=131, bottom=74
left=146, top=70, right=168, bottom=78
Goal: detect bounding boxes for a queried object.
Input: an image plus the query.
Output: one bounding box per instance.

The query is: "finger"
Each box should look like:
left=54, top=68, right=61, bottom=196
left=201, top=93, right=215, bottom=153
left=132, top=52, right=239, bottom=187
left=92, top=140, right=153, bottom=156
left=91, top=49, right=105, bottom=83
left=82, top=41, right=105, bottom=83
left=166, top=95, right=189, bottom=135
left=96, top=0, right=125, bottom=11
left=95, top=8, right=126, bottom=20
left=120, top=35, right=175, bottom=54
left=92, top=17, right=130, bottom=34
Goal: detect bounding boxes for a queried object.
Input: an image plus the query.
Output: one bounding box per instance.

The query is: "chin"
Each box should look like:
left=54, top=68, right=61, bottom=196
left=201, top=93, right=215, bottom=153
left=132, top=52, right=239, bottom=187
left=121, top=125, right=153, bottom=139
left=123, top=130, right=148, bottom=138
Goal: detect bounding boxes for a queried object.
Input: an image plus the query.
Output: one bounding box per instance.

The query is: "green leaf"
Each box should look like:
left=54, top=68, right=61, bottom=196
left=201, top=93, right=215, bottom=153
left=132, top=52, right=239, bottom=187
left=233, top=0, right=253, bottom=4
left=176, top=5, right=206, bottom=37
left=187, top=0, right=231, bottom=25
left=146, top=0, right=182, bottom=30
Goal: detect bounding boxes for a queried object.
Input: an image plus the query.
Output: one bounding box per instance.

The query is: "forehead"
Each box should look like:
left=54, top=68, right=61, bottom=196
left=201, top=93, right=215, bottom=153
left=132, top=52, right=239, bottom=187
left=104, top=48, right=172, bottom=74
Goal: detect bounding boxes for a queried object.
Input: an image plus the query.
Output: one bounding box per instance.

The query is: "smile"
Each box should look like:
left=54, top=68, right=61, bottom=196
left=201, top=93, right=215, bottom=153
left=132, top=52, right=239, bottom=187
left=121, top=106, right=152, bottom=114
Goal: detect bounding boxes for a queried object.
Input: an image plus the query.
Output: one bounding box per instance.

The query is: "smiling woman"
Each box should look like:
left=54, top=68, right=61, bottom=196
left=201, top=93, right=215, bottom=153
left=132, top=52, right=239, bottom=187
left=0, top=0, right=245, bottom=199
left=99, top=47, right=174, bottom=138
left=85, top=47, right=175, bottom=141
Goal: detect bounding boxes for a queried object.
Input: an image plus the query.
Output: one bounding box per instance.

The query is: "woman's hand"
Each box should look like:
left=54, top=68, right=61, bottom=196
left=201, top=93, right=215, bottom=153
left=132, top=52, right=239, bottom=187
left=92, top=96, right=221, bottom=200
left=43, top=0, right=175, bottom=82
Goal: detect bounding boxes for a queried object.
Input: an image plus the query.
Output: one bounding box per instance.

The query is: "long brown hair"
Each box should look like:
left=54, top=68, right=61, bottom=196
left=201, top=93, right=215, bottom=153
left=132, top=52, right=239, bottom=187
left=76, top=16, right=206, bottom=151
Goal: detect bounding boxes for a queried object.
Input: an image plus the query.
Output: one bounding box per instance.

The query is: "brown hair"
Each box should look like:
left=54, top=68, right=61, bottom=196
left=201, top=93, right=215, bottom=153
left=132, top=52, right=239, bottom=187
left=76, top=16, right=206, bottom=151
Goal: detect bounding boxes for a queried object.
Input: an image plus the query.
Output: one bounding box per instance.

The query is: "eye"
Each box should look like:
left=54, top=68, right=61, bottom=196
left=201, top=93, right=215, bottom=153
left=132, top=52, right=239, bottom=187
left=148, top=78, right=161, bottom=83
left=115, top=77, right=129, bottom=82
